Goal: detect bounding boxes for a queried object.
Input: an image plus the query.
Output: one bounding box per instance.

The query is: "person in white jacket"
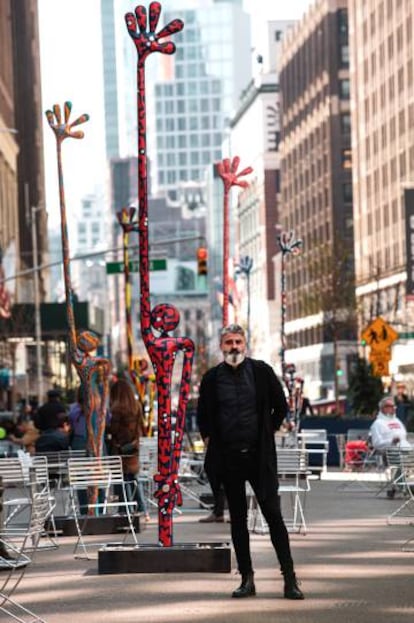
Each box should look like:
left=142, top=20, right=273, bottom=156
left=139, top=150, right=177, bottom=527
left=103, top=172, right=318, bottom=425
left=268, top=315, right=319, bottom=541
left=369, top=397, right=412, bottom=451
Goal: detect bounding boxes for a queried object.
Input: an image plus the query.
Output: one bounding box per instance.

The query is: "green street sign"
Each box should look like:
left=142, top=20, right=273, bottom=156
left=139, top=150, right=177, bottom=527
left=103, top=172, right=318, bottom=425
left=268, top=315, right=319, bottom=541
left=399, top=332, right=414, bottom=339
left=106, top=259, right=167, bottom=274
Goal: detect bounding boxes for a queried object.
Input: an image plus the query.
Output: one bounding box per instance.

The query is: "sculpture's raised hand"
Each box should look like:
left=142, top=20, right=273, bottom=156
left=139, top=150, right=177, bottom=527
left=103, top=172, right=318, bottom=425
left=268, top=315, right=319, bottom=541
left=217, top=156, right=253, bottom=192
left=116, top=206, right=139, bottom=233
left=45, top=101, right=89, bottom=143
left=125, top=2, right=184, bottom=62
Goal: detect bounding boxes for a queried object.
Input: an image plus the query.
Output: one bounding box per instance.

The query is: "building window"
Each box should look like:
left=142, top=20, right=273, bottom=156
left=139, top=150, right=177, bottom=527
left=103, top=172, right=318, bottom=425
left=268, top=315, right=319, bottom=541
left=339, top=79, right=350, bottom=99
left=340, top=44, right=349, bottom=66
left=343, top=183, right=353, bottom=203
left=342, top=149, right=352, bottom=169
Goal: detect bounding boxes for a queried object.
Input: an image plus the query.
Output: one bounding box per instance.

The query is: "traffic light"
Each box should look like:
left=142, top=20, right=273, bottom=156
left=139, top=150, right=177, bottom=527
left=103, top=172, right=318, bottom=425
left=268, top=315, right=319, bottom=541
left=336, top=366, right=344, bottom=377
left=197, top=246, right=208, bottom=276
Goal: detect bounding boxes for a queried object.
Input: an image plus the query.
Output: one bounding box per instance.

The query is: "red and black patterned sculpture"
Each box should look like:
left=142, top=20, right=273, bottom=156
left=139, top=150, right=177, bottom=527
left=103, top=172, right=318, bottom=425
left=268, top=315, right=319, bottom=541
left=125, top=2, right=194, bottom=547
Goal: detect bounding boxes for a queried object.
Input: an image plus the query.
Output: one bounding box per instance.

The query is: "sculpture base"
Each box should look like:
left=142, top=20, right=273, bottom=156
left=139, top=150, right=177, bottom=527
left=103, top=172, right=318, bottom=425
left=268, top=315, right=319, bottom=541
left=98, top=542, right=231, bottom=574
left=50, top=515, right=141, bottom=536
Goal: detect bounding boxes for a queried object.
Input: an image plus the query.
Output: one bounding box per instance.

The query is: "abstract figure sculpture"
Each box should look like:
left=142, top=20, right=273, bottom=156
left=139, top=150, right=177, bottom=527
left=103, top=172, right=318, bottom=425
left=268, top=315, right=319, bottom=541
left=277, top=230, right=302, bottom=430
left=125, top=2, right=194, bottom=546
left=45, top=102, right=110, bottom=471
left=217, top=157, right=253, bottom=326
left=116, top=207, right=156, bottom=435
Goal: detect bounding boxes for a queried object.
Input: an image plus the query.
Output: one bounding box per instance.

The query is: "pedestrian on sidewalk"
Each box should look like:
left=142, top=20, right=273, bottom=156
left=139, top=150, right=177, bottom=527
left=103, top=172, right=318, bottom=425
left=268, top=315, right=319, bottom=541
left=197, top=324, right=304, bottom=600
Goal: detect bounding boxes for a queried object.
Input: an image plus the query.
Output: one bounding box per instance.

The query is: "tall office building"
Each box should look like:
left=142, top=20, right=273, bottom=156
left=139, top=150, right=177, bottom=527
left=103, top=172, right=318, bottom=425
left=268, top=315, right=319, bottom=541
left=225, top=20, right=295, bottom=363
left=151, top=0, right=251, bottom=198
left=348, top=0, right=414, bottom=381
left=279, top=0, right=356, bottom=399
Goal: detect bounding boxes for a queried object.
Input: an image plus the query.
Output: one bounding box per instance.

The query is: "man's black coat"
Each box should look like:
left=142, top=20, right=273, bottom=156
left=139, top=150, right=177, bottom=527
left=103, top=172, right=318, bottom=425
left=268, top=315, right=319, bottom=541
left=197, top=358, right=288, bottom=502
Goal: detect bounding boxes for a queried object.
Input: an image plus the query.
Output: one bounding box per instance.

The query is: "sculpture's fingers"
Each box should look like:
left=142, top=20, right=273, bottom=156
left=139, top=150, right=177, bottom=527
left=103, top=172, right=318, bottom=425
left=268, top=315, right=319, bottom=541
left=238, top=166, right=253, bottom=177
left=157, top=41, right=176, bottom=55
left=231, top=156, right=240, bottom=173
left=69, top=130, right=85, bottom=139
left=135, top=5, right=147, bottom=33
left=45, top=110, right=55, bottom=127
left=64, top=101, right=72, bottom=123
left=70, top=113, right=90, bottom=128
left=53, top=104, right=62, bottom=125
left=157, top=18, right=184, bottom=39
left=125, top=12, right=137, bottom=36
left=222, top=157, right=231, bottom=173
left=149, top=1, right=161, bottom=32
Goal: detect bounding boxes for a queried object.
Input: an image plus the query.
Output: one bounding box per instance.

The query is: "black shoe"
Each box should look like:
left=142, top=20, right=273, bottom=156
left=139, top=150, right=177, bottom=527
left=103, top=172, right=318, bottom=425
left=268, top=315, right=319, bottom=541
left=232, top=573, right=256, bottom=598
left=199, top=513, right=224, bottom=523
left=284, top=573, right=305, bottom=600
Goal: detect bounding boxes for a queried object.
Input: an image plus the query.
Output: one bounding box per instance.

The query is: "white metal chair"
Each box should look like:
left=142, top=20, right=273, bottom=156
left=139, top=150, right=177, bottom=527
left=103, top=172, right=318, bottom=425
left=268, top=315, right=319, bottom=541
left=137, top=438, right=158, bottom=511
left=178, top=451, right=211, bottom=510
left=248, top=448, right=311, bottom=535
left=277, top=448, right=311, bottom=534
left=387, top=449, right=414, bottom=525
left=0, top=458, right=31, bottom=526
left=297, top=429, right=329, bottom=473
left=0, top=484, right=53, bottom=622
left=67, top=455, right=139, bottom=558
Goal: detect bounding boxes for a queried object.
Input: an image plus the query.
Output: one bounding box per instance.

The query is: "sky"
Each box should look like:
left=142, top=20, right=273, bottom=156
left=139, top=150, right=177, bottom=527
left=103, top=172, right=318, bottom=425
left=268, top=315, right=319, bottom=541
left=38, top=0, right=313, bottom=231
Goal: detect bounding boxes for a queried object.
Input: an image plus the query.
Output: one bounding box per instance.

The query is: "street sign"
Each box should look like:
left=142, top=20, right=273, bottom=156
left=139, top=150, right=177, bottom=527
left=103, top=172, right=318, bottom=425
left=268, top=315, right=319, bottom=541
left=371, top=358, right=390, bottom=377
left=360, top=317, right=399, bottom=351
left=106, top=259, right=167, bottom=274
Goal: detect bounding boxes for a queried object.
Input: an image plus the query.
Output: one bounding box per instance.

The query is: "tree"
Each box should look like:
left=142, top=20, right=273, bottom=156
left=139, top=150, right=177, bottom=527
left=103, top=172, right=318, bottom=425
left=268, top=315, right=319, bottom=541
left=347, top=357, right=383, bottom=416
left=301, top=240, right=358, bottom=411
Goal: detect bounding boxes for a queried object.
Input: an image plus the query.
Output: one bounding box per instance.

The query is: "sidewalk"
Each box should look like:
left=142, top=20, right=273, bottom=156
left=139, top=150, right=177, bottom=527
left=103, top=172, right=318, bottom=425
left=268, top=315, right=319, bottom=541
left=6, top=479, right=414, bottom=623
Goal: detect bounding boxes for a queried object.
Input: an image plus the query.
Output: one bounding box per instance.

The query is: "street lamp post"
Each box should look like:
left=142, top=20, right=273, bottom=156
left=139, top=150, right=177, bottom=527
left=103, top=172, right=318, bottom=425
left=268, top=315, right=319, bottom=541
left=235, top=255, right=253, bottom=349
left=31, top=206, right=43, bottom=403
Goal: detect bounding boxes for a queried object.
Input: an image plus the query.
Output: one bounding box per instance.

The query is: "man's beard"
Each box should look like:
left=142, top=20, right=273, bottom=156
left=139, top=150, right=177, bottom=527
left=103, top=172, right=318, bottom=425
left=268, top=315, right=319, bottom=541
left=223, top=349, right=245, bottom=368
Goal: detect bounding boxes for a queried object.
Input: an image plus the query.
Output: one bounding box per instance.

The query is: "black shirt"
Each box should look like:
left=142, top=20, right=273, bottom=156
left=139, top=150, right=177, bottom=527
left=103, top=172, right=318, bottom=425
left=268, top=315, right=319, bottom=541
left=216, top=359, right=258, bottom=450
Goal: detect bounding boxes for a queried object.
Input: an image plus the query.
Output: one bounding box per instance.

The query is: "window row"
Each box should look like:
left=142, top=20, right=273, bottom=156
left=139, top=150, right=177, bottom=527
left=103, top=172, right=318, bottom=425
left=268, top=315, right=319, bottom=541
left=156, top=98, right=221, bottom=115
left=157, top=134, right=223, bottom=149
left=156, top=116, right=223, bottom=132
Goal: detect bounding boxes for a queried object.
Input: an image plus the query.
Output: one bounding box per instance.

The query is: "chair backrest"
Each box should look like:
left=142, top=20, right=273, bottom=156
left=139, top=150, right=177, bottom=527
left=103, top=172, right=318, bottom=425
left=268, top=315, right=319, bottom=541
left=298, top=429, right=327, bottom=443
left=0, top=457, right=28, bottom=486
left=139, top=439, right=158, bottom=475
left=400, top=450, right=414, bottom=486
left=346, top=428, right=370, bottom=442
left=385, top=446, right=403, bottom=468
left=277, top=448, right=308, bottom=474
left=68, top=455, right=125, bottom=488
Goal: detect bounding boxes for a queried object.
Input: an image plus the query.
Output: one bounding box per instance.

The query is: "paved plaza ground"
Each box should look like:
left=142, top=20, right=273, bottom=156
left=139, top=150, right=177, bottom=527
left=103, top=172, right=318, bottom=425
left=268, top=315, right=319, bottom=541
left=3, top=476, right=414, bottom=623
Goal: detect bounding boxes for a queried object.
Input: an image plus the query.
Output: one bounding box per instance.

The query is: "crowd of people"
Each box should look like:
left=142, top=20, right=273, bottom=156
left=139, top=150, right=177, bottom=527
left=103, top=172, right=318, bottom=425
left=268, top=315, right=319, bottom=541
left=3, top=380, right=150, bottom=521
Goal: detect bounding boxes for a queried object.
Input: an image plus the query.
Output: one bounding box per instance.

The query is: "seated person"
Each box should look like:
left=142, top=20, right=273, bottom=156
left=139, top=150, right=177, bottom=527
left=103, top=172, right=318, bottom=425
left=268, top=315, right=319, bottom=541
left=8, top=418, right=39, bottom=455
left=370, top=397, right=412, bottom=451
left=35, top=414, right=70, bottom=453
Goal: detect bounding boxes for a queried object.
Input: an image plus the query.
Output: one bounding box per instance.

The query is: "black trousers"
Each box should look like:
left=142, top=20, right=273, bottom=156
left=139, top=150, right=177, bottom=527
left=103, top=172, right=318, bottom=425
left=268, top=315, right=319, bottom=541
left=222, top=450, right=294, bottom=576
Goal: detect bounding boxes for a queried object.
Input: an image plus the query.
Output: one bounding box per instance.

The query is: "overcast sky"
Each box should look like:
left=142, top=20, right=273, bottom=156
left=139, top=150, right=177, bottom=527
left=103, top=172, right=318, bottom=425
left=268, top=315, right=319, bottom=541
left=38, top=0, right=313, bottom=230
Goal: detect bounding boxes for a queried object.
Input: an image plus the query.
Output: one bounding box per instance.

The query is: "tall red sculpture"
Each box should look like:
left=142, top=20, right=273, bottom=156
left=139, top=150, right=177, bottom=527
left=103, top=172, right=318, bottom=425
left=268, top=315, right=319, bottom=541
left=217, top=157, right=252, bottom=326
left=125, top=2, right=194, bottom=547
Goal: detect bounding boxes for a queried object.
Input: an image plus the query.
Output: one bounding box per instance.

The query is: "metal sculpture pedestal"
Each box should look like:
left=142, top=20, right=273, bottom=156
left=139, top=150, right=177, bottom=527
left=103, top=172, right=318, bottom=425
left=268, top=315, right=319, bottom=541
left=50, top=515, right=141, bottom=536
left=98, top=542, right=231, bottom=574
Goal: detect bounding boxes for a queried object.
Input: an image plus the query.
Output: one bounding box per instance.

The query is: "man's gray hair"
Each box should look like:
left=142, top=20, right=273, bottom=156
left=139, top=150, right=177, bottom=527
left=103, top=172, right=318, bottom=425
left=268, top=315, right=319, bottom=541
left=220, top=324, right=246, bottom=339
left=379, top=396, right=394, bottom=410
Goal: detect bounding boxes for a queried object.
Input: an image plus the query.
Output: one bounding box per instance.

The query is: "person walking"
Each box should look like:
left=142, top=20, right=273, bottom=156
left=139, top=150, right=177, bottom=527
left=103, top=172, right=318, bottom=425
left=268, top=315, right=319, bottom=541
left=108, top=378, right=150, bottom=521
left=197, top=324, right=304, bottom=600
